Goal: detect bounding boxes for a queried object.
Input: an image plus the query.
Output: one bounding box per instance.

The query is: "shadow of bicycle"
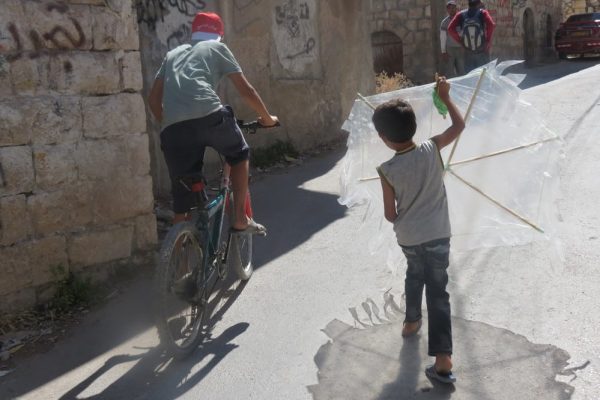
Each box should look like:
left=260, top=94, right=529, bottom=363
left=57, top=275, right=249, bottom=400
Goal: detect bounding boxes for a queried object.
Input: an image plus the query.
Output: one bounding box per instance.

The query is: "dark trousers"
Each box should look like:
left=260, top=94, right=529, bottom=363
left=464, top=50, right=490, bottom=73
left=401, top=237, right=452, bottom=356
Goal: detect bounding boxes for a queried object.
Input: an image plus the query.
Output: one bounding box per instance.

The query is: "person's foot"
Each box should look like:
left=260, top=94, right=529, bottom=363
left=401, top=320, right=422, bottom=337
left=434, top=354, right=453, bottom=374
left=231, top=218, right=267, bottom=236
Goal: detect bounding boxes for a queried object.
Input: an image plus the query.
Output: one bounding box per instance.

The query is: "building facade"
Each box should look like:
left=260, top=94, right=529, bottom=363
left=368, top=0, right=564, bottom=83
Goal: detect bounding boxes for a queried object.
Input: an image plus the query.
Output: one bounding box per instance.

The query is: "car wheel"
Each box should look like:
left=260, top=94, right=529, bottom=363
left=558, top=52, right=567, bottom=60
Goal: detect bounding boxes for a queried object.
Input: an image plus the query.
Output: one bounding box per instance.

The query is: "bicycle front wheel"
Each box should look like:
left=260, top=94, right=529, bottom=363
left=229, top=232, right=253, bottom=280
left=155, top=222, right=206, bottom=358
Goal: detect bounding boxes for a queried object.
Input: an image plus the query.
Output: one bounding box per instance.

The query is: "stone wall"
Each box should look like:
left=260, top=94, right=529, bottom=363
left=564, top=0, right=600, bottom=15
left=368, top=0, right=564, bottom=82
left=481, top=0, right=563, bottom=62
left=0, top=0, right=157, bottom=311
left=136, top=0, right=374, bottom=198
left=368, top=0, right=441, bottom=84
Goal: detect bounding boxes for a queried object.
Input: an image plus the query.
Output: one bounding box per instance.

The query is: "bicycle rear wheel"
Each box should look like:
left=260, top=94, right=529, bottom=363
left=229, top=232, right=253, bottom=280
left=155, top=222, right=207, bottom=358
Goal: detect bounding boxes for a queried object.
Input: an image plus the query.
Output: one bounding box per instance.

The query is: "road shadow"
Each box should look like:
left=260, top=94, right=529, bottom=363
left=0, top=148, right=348, bottom=399
left=0, top=272, right=249, bottom=399
left=309, top=293, right=574, bottom=400
left=249, top=148, right=347, bottom=269
left=504, top=57, right=600, bottom=89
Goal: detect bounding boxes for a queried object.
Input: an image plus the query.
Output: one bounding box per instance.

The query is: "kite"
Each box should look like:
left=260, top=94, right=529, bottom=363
left=338, top=60, right=562, bottom=266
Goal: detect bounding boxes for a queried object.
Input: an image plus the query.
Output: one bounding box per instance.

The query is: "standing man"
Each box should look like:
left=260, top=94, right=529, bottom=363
left=440, top=1, right=465, bottom=78
left=448, top=0, right=496, bottom=73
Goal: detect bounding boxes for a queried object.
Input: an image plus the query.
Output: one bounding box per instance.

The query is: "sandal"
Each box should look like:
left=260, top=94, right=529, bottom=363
left=231, top=219, right=267, bottom=236
left=425, top=365, right=456, bottom=384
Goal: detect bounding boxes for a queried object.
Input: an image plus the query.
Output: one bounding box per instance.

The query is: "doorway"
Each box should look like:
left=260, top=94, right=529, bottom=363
left=371, top=31, right=404, bottom=76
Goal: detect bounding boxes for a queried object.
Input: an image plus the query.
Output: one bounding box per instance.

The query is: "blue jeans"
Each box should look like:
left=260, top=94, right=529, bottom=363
left=401, top=237, right=452, bottom=356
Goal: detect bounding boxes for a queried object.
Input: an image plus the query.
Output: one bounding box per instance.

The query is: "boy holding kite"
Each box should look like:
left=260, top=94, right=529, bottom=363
left=373, top=76, right=464, bottom=384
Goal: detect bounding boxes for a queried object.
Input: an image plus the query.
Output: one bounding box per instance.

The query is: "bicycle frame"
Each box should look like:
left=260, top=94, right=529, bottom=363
left=187, top=168, right=232, bottom=303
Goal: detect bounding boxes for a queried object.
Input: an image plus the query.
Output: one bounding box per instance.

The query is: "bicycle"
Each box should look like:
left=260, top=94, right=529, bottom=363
left=154, top=119, right=278, bottom=359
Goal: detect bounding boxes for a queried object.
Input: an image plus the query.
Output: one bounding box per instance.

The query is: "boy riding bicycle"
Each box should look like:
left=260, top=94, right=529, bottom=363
left=148, top=12, right=278, bottom=233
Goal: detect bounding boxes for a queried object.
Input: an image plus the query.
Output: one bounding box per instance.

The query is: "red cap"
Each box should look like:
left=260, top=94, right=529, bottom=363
left=192, top=12, right=224, bottom=36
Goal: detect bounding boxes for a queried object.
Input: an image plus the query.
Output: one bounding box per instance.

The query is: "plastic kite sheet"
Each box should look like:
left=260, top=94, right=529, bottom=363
left=338, top=60, right=563, bottom=256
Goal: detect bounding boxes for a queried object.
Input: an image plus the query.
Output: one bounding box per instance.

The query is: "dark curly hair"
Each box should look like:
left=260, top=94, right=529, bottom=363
left=372, top=99, right=417, bottom=143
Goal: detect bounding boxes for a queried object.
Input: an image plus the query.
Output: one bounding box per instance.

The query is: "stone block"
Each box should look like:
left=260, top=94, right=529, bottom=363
left=9, top=56, right=51, bottom=95
left=68, top=0, right=106, bottom=5
left=390, top=10, right=408, bottom=20
left=0, top=56, right=12, bottom=97
left=134, top=213, right=158, bottom=250
left=33, top=144, right=78, bottom=190
left=0, top=1, right=26, bottom=56
left=32, top=96, right=83, bottom=145
left=120, top=51, right=144, bottom=91
left=125, top=134, right=151, bottom=177
left=27, top=184, right=93, bottom=235
left=82, top=93, right=146, bottom=138
left=91, top=175, right=154, bottom=224
left=20, top=2, right=93, bottom=52
left=92, top=7, right=139, bottom=50
left=75, top=138, right=125, bottom=181
left=68, top=226, right=134, bottom=268
left=29, top=235, right=69, bottom=286
left=0, top=101, right=31, bottom=146
left=0, top=146, right=35, bottom=196
left=418, top=18, right=432, bottom=30
left=49, top=52, right=121, bottom=95
left=0, top=194, right=32, bottom=246
left=0, top=243, right=33, bottom=296
left=408, top=8, right=423, bottom=19
left=406, top=19, right=417, bottom=31
left=0, top=96, right=83, bottom=146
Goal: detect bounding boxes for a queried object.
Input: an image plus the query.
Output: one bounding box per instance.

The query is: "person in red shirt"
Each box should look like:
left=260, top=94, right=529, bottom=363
left=447, top=0, right=496, bottom=73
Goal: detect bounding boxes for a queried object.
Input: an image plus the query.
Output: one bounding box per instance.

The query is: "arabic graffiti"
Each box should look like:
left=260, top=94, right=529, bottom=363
left=285, top=37, right=315, bottom=59
left=166, top=23, right=191, bottom=49
left=3, top=19, right=86, bottom=63
left=272, top=0, right=321, bottom=78
left=275, top=1, right=310, bottom=38
left=135, top=0, right=207, bottom=30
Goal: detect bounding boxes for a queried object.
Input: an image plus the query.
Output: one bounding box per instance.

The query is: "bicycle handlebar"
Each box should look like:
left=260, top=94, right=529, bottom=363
left=236, top=119, right=281, bottom=135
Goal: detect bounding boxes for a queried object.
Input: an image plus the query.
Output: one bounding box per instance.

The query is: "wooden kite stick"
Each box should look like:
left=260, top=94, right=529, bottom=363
left=449, top=136, right=560, bottom=167
left=447, top=169, right=544, bottom=233
left=445, top=68, right=487, bottom=171
left=357, top=92, right=376, bottom=110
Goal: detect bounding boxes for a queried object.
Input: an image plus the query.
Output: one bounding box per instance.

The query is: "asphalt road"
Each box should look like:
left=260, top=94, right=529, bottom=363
left=1, top=58, right=599, bottom=400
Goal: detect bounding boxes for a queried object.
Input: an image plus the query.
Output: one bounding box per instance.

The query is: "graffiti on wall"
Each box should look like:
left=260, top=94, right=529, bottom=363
left=136, top=0, right=207, bottom=30
left=0, top=2, right=85, bottom=70
left=166, top=23, right=191, bottom=49
left=272, top=0, right=321, bottom=79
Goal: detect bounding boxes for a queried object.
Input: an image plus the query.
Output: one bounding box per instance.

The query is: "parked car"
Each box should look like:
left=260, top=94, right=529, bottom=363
left=555, top=12, right=600, bottom=59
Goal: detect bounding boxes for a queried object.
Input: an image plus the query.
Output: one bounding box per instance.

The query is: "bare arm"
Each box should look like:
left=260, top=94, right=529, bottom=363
left=228, top=72, right=278, bottom=126
left=378, top=168, right=398, bottom=222
left=431, top=77, right=465, bottom=150
left=148, top=78, right=164, bottom=123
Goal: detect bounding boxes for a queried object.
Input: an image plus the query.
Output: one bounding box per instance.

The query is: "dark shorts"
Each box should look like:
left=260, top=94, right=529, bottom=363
left=160, top=106, right=249, bottom=213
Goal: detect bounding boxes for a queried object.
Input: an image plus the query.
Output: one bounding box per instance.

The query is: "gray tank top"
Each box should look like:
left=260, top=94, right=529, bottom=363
left=377, top=140, right=451, bottom=246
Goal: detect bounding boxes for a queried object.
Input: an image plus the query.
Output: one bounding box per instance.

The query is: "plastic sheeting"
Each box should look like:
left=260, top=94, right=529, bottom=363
left=338, top=60, right=562, bottom=258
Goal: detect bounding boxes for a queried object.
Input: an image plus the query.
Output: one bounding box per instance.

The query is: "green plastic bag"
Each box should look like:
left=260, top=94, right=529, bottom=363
left=433, top=89, right=448, bottom=119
